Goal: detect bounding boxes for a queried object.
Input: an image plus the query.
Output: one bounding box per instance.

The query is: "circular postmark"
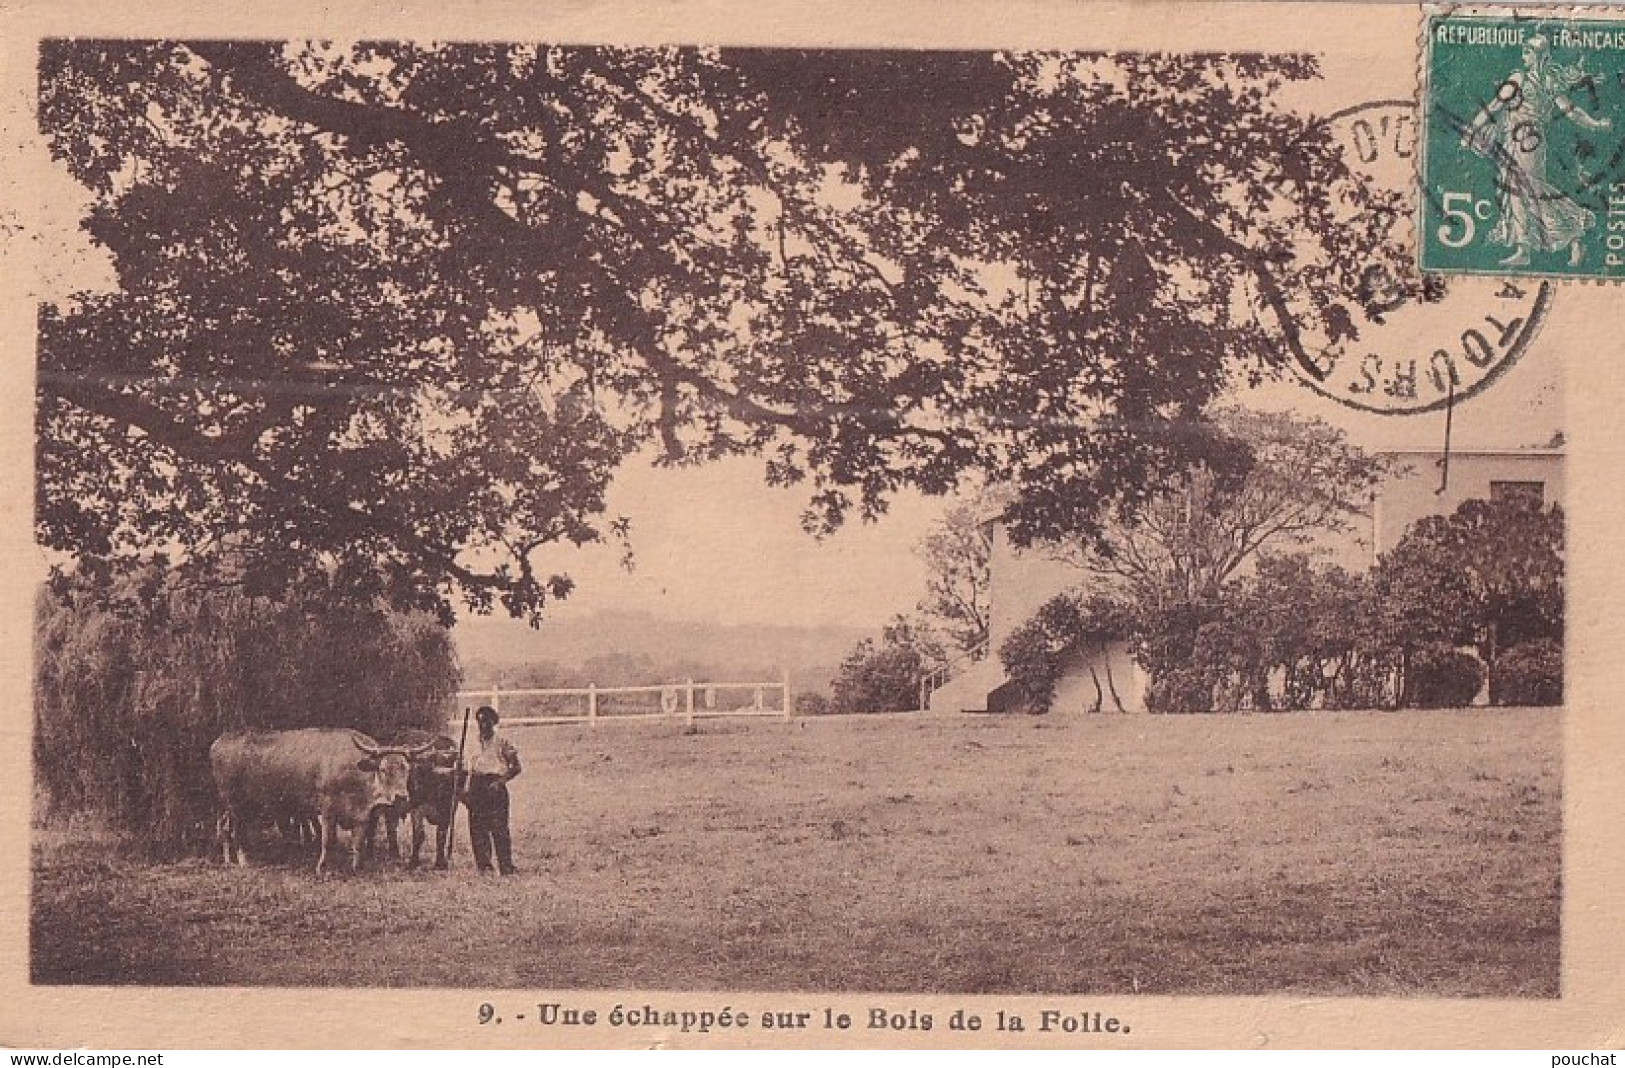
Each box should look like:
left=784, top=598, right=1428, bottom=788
left=1286, top=100, right=1552, bottom=415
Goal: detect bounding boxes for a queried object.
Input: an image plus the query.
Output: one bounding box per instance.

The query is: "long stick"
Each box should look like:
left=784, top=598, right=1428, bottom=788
left=1435, top=377, right=1455, bottom=496
left=446, top=706, right=471, bottom=865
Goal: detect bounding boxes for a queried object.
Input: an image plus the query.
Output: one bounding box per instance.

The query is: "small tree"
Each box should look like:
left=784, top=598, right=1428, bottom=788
left=998, top=594, right=1133, bottom=714
left=914, top=499, right=995, bottom=654
left=831, top=616, right=946, bottom=714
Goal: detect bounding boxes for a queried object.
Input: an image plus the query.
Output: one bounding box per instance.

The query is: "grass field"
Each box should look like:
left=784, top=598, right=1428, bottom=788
left=31, top=708, right=1561, bottom=995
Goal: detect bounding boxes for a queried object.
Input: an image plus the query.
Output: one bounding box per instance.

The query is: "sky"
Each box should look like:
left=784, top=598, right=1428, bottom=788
left=533, top=455, right=948, bottom=629
left=25, top=42, right=1565, bottom=634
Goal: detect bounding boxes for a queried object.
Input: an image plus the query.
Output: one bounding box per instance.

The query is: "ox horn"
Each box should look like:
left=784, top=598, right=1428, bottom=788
left=352, top=733, right=435, bottom=759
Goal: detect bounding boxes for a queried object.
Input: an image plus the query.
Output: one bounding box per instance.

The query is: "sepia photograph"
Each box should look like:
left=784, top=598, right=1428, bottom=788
left=6, top=0, right=1621, bottom=1050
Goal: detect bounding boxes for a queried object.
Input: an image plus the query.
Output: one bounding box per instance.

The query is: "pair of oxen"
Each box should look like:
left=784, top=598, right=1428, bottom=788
left=209, top=726, right=463, bottom=874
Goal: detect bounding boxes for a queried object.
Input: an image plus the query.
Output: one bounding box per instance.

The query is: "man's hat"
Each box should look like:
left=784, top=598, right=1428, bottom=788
left=475, top=705, right=499, bottom=726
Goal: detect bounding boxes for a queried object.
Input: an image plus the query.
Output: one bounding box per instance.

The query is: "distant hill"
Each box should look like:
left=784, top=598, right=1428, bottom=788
left=453, top=610, right=869, bottom=697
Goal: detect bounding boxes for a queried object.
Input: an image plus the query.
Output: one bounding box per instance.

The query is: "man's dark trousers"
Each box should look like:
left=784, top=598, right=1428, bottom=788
left=466, top=775, right=515, bottom=874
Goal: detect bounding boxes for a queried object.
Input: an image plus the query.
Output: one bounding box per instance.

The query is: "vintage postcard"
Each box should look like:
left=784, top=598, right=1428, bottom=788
left=3, top=0, right=1623, bottom=1051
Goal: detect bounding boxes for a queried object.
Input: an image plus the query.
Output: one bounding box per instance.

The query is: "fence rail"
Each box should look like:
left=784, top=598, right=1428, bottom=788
left=452, top=672, right=794, bottom=728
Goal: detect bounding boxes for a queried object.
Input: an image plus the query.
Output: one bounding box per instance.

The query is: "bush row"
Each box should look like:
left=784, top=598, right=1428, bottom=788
left=998, top=498, right=1563, bottom=715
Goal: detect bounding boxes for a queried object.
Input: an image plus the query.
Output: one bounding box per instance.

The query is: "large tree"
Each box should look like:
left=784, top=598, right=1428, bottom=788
left=1049, top=407, right=1392, bottom=605
left=39, top=43, right=1399, bottom=623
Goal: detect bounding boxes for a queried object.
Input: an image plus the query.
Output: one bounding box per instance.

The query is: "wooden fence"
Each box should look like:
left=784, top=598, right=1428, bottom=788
left=452, top=672, right=794, bottom=728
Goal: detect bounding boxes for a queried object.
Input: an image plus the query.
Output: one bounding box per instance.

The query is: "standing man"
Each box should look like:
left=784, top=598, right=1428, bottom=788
left=463, top=705, right=522, bottom=875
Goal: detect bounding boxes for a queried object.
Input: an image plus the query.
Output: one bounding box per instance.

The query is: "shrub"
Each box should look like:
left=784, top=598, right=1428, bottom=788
left=830, top=616, right=943, bottom=714
left=1404, top=644, right=1484, bottom=708
left=1146, top=667, right=1216, bottom=714
left=794, top=692, right=831, bottom=716
left=1491, top=638, right=1563, bottom=706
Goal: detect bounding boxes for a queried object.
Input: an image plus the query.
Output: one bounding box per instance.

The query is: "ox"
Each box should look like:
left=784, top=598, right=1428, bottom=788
left=210, top=728, right=430, bottom=873
left=366, top=730, right=462, bottom=870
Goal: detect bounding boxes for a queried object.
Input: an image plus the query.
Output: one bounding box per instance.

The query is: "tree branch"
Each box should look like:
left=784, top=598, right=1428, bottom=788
left=42, top=371, right=278, bottom=467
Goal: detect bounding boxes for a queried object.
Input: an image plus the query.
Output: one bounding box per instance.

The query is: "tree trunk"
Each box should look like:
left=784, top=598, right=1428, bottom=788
left=1395, top=646, right=1411, bottom=709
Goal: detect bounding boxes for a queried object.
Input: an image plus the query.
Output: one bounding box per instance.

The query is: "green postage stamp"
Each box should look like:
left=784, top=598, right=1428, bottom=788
left=1421, top=7, right=1625, bottom=280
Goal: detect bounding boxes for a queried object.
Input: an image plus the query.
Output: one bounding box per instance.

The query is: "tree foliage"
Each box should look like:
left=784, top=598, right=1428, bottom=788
left=997, top=593, right=1131, bottom=714
left=1374, top=498, right=1564, bottom=687
left=39, top=43, right=1400, bottom=623
left=1001, top=555, right=1391, bottom=714
left=33, top=561, right=459, bottom=854
left=1492, top=638, right=1563, bottom=707
left=1196, top=553, right=1394, bottom=712
left=830, top=615, right=946, bottom=714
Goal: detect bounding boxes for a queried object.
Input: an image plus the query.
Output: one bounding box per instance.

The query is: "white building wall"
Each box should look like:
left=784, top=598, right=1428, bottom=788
left=1051, top=641, right=1149, bottom=715
left=985, top=525, right=1087, bottom=651
left=1372, top=448, right=1564, bottom=560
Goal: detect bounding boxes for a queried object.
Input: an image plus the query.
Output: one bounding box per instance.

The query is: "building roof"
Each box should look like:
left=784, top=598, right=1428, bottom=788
left=1377, top=446, right=1564, bottom=458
